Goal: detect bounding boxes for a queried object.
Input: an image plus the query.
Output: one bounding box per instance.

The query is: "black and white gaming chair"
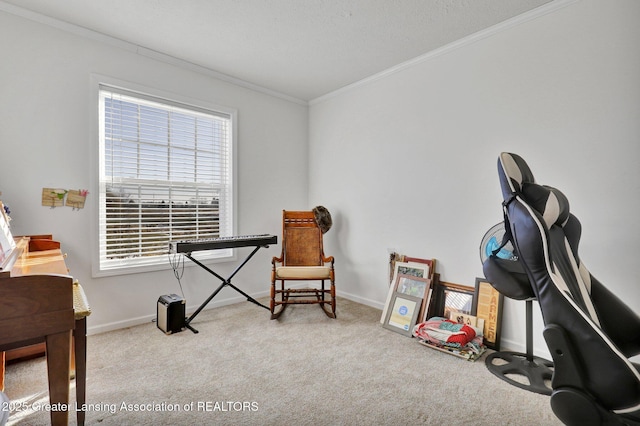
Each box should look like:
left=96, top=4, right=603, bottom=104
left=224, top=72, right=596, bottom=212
left=483, top=152, right=640, bottom=426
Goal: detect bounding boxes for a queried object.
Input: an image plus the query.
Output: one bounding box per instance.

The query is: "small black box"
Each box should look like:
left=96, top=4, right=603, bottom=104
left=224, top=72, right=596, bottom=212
left=157, top=294, right=185, bottom=334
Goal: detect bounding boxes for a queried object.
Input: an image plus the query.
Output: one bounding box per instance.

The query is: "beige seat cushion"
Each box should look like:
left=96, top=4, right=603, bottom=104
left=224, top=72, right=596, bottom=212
left=275, top=266, right=331, bottom=280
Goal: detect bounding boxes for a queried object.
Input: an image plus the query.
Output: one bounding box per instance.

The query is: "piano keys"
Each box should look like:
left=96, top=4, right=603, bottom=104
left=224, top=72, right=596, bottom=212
left=169, top=234, right=277, bottom=253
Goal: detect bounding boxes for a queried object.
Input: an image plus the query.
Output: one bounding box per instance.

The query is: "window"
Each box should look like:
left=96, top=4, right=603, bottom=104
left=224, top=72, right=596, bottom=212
left=96, top=84, right=235, bottom=274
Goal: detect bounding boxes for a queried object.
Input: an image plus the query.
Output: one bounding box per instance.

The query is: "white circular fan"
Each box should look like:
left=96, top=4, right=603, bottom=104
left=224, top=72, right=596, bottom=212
left=480, top=222, right=517, bottom=263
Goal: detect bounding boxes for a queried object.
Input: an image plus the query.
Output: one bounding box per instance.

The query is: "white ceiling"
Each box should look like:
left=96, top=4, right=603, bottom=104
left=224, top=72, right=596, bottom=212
left=3, top=0, right=553, bottom=102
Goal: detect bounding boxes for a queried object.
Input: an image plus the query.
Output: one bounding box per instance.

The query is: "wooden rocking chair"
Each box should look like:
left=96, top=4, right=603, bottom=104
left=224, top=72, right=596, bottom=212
left=270, top=210, right=336, bottom=319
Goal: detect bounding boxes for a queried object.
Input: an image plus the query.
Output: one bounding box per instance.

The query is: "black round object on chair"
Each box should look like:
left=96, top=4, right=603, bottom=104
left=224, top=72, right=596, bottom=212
left=480, top=222, right=554, bottom=396
left=313, top=205, right=332, bottom=234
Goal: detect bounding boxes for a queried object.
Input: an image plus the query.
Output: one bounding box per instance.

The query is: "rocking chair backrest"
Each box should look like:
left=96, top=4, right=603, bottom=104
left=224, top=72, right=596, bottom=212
left=282, top=210, right=324, bottom=267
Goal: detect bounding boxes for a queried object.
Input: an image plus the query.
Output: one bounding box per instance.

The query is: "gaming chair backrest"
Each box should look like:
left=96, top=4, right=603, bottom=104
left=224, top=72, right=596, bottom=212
left=495, top=152, right=640, bottom=413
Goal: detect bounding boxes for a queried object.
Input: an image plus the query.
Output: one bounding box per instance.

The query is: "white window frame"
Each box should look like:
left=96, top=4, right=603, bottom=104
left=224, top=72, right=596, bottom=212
left=91, top=75, right=237, bottom=277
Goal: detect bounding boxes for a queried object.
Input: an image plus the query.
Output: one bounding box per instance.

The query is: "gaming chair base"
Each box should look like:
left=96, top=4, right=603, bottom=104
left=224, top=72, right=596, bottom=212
left=551, top=389, right=640, bottom=426
left=485, top=299, right=553, bottom=395
left=485, top=351, right=553, bottom=395
left=544, top=324, right=640, bottom=426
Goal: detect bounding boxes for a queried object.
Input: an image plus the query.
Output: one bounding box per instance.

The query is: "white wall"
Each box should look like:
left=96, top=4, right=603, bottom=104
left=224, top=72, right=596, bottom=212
left=309, top=0, right=640, bottom=355
left=1, top=0, right=638, bottom=356
left=0, top=11, right=309, bottom=333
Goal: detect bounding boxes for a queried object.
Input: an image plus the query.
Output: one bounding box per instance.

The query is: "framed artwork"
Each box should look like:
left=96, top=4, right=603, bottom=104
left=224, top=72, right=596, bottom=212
left=402, top=256, right=435, bottom=280
left=388, top=254, right=435, bottom=284
left=395, top=274, right=432, bottom=323
left=431, top=281, right=475, bottom=320
left=448, top=312, right=479, bottom=327
left=396, top=273, right=429, bottom=298
left=381, top=261, right=430, bottom=323
left=383, top=292, right=422, bottom=337
left=472, top=277, right=504, bottom=350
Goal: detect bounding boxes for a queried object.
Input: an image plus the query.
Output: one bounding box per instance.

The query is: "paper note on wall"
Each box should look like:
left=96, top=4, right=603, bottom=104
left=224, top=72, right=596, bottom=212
left=66, top=190, right=88, bottom=210
left=42, top=188, right=67, bottom=207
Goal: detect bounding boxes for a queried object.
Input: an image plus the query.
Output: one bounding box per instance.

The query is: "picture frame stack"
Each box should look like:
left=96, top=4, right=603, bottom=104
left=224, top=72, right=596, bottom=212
left=380, top=252, right=504, bottom=360
left=415, top=279, right=504, bottom=360
left=381, top=254, right=436, bottom=336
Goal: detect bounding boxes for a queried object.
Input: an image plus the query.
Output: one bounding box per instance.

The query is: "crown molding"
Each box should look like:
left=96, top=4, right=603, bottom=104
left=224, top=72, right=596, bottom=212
left=1, top=0, right=579, bottom=108
left=0, top=1, right=308, bottom=106
left=310, top=0, right=579, bottom=106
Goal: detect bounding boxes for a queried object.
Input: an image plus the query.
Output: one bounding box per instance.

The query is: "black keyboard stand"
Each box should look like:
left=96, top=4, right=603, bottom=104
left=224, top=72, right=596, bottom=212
left=183, top=245, right=270, bottom=334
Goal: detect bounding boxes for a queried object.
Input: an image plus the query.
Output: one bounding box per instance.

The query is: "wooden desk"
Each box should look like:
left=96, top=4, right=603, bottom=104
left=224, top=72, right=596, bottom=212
left=0, top=237, right=88, bottom=425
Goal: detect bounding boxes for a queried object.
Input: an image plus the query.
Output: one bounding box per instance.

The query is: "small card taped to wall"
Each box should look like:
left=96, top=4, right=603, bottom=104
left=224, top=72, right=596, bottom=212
left=42, top=188, right=67, bottom=207
left=41, top=188, right=88, bottom=209
left=66, top=190, right=87, bottom=209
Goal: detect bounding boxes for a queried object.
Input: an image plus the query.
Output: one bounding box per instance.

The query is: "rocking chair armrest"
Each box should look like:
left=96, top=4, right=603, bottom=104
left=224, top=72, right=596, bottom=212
left=323, top=255, right=335, bottom=266
left=272, top=255, right=284, bottom=266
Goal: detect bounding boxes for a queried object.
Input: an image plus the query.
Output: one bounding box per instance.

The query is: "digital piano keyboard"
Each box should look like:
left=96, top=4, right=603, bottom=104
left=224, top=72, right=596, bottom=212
left=169, top=234, right=277, bottom=253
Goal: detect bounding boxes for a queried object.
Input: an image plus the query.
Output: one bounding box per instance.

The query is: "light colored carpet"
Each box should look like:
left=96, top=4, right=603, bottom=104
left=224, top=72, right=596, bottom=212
left=3, top=298, right=561, bottom=425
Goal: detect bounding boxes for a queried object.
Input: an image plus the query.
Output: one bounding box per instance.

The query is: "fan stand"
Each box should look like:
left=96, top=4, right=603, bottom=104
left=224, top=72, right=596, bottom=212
left=485, top=299, right=554, bottom=395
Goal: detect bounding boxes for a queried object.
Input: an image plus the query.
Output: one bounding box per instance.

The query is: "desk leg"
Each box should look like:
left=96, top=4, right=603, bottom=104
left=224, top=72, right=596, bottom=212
left=74, top=317, right=87, bottom=426
left=46, top=331, right=71, bottom=426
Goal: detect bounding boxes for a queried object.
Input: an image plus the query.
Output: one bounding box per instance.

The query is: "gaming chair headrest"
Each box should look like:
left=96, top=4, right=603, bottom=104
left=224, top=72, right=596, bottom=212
left=498, top=152, right=570, bottom=228
left=498, top=152, right=535, bottom=197
left=483, top=152, right=572, bottom=301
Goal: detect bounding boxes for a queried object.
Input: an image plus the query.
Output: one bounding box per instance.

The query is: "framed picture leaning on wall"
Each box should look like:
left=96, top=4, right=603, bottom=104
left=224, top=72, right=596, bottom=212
left=431, top=281, right=475, bottom=321
left=383, top=292, right=422, bottom=337
left=395, top=274, right=432, bottom=324
left=472, top=277, right=504, bottom=350
left=381, top=261, right=430, bottom=324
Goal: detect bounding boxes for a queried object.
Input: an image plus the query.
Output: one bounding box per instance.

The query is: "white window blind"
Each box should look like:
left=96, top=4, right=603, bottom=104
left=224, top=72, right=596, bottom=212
left=98, top=85, right=234, bottom=272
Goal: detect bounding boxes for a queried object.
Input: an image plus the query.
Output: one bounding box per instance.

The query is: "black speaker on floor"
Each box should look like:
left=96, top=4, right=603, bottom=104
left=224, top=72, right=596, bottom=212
left=157, top=294, right=185, bottom=334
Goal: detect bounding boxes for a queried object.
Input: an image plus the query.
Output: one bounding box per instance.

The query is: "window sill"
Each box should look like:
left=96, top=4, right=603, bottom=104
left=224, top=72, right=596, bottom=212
left=92, top=249, right=235, bottom=278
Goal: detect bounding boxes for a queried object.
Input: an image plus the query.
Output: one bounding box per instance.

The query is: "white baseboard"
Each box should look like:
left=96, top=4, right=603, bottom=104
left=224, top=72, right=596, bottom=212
left=86, top=286, right=376, bottom=335
left=87, top=293, right=258, bottom=335
left=499, top=337, right=552, bottom=361
left=337, top=290, right=384, bottom=311
left=88, top=313, right=156, bottom=336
